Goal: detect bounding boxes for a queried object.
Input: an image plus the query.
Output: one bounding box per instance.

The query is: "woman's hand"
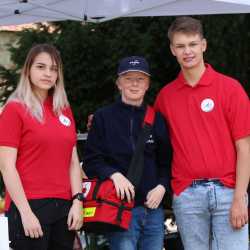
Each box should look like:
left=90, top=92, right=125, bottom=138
left=145, top=184, right=166, bottom=209
left=20, top=209, right=43, bottom=238
left=110, top=172, right=135, bottom=202
left=67, top=200, right=83, bottom=231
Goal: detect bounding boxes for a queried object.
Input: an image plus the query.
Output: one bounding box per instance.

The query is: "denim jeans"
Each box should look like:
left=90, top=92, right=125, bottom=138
left=106, top=206, right=164, bottom=250
left=173, top=182, right=248, bottom=250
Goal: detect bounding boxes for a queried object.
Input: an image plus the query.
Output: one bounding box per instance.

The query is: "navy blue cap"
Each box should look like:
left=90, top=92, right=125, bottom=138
left=117, top=56, right=150, bottom=76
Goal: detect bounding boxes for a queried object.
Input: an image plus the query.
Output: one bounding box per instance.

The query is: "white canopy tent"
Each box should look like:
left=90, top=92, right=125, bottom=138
left=1, top=0, right=250, bottom=26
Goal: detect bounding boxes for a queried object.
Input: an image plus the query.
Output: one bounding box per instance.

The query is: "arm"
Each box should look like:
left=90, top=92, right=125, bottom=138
left=84, top=112, right=134, bottom=202
left=145, top=113, right=172, bottom=209
left=67, top=146, right=84, bottom=231
left=84, top=112, right=119, bottom=179
left=230, top=136, right=250, bottom=229
left=0, top=146, right=43, bottom=238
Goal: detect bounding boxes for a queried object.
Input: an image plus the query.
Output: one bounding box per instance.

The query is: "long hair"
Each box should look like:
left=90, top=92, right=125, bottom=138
left=7, top=44, right=69, bottom=122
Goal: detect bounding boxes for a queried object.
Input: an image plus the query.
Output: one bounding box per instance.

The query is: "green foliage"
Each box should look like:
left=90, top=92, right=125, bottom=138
left=201, top=14, right=250, bottom=88
left=0, top=65, right=18, bottom=104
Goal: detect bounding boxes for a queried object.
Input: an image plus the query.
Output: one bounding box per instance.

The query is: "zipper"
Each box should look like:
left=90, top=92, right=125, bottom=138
left=129, top=109, right=136, bottom=151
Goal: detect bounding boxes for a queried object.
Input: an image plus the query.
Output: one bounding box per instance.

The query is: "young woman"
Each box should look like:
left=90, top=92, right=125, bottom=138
left=0, top=44, right=83, bottom=250
left=84, top=56, right=172, bottom=250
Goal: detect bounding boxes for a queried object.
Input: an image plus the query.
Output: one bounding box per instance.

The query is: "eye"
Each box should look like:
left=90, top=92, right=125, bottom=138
left=51, top=66, right=58, bottom=72
left=190, top=42, right=198, bottom=47
left=36, top=64, right=45, bottom=69
left=125, top=77, right=132, bottom=82
left=138, top=78, right=145, bottom=82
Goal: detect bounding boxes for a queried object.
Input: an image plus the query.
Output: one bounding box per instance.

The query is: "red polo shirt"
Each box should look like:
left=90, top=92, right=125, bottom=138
left=0, top=97, right=76, bottom=209
left=155, top=64, right=250, bottom=195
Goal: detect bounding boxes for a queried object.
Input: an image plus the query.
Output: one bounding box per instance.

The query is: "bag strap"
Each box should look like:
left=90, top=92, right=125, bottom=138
left=126, top=105, right=155, bottom=188
left=143, top=105, right=155, bottom=126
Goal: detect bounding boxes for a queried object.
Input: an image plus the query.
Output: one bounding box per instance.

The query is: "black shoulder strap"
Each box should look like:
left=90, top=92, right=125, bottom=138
left=126, top=105, right=155, bottom=188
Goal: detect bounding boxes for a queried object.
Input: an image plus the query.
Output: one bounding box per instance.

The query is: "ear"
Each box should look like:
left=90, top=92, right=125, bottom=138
left=116, top=78, right=122, bottom=91
left=145, top=78, right=150, bottom=91
left=202, top=38, right=207, bottom=52
left=170, top=44, right=176, bottom=57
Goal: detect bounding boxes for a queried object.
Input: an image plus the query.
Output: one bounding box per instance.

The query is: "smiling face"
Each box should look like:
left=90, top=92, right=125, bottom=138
left=170, top=32, right=207, bottom=70
left=29, top=52, right=58, bottom=99
left=116, top=71, right=150, bottom=106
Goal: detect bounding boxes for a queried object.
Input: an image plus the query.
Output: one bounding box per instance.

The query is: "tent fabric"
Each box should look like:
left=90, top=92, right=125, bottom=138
left=1, top=0, right=250, bottom=26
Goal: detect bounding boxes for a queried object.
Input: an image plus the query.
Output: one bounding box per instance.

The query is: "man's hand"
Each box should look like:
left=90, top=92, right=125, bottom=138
left=145, top=184, right=166, bottom=209
left=67, top=200, right=83, bottom=231
left=230, top=194, right=248, bottom=229
left=20, top=209, right=43, bottom=238
left=110, top=172, right=135, bottom=202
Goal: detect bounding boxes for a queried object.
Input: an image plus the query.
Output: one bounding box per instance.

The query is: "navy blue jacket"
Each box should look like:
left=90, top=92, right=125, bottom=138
left=84, top=98, right=172, bottom=206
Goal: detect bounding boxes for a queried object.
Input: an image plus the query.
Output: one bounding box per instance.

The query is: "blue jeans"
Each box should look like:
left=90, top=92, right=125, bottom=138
left=173, top=182, right=248, bottom=250
left=106, top=206, right=164, bottom=250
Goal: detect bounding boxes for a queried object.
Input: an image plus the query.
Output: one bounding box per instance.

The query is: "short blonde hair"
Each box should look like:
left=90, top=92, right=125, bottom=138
left=8, top=44, right=69, bottom=122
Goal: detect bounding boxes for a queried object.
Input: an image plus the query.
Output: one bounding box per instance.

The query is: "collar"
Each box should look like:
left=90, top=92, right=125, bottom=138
left=116, top=97, right=146, bottom=112
left=176, top=63, right=216, bottom=90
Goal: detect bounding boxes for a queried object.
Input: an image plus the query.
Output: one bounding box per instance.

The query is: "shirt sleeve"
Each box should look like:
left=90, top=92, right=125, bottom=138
left=0, top=102, right=23, bottom=148
left=83, top=111, right=118, bottom=180
left=225, top=81, right=250, bottom=141
left=154, top=112, right=172, bottom=192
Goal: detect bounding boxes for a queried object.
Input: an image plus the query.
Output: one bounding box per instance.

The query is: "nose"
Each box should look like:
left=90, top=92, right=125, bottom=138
left=44, top=67, right=52, bottom=77
left=131, top=79, right=139, bottom=86
left=183, top=46, right=191, bottom=54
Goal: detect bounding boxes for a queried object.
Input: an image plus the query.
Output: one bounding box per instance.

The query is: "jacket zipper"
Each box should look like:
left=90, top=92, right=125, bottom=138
left=130, top=111, right=136, bottom=151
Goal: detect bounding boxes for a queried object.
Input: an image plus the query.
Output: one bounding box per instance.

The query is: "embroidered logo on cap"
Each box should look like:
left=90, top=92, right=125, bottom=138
left=129, top=60, right=140, bottom=66
left=59, top=114, right=71, bottom=127
left=201, top=98, right=214, bottom=112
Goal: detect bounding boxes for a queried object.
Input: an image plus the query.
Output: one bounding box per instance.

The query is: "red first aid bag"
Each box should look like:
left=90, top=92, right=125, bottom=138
left=82, top=178, right=134, bottom=233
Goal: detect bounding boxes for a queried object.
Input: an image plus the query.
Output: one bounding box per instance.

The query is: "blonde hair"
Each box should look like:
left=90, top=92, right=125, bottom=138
left=7, top=44, right=69, bottom=122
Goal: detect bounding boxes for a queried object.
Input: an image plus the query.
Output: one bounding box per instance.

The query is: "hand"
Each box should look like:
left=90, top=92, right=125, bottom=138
left=230, top=194, right=248, bottom=229
left=20, top=210, right=43, bottom=238
left=86, top=114, right=94, bottom=131
left=110, top=172, right=135, bottom=202
left=145, top=184, right=166, bottom=209
left=67, top=200, right=83, bottom=231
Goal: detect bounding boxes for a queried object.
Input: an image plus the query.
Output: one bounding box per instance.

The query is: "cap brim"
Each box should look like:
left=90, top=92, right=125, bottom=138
left=118, top=69, right=151, bottom=76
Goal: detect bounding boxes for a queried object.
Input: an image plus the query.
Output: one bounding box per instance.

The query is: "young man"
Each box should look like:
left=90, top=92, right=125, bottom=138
left=155, top=16, right=250, bottom=250
left=84, top=56, right=172, bottom=250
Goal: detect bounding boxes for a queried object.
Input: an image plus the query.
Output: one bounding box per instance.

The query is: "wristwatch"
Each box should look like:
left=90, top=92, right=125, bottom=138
left=72, top=192, right=84, bottom=201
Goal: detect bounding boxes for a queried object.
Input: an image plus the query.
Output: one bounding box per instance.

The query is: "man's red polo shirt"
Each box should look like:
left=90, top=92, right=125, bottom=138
left=155, top=64, right=250, bottom=195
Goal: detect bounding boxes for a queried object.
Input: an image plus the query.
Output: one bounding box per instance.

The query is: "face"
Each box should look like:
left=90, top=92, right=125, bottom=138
left=29, top=52, right=58, bottom=99
left=170, top=32, right=207, bottom=70
left=117, top=71, right=150, bottom=106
